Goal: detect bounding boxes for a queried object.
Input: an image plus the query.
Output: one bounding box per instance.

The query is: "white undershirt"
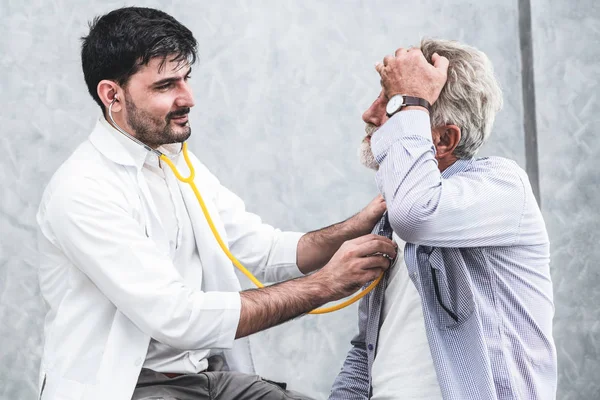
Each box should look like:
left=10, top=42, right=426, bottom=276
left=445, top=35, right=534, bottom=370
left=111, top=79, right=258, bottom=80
left=141, top=153, right=211, bottom=373
left=370, top=234, right=442, bottom=399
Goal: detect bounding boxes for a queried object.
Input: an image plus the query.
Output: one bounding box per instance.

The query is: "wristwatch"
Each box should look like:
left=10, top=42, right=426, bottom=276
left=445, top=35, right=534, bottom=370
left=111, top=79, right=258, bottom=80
left=385, top=94, right=431, bottom=117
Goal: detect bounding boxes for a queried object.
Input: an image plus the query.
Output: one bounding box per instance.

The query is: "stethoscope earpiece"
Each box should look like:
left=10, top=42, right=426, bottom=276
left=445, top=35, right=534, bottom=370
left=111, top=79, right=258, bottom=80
left=107, top=95, right=160, bottom=156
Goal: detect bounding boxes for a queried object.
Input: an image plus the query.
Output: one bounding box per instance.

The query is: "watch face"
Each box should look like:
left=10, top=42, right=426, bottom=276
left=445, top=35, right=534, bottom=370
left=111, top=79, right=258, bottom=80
left=386, top=94, right=404, bottom=115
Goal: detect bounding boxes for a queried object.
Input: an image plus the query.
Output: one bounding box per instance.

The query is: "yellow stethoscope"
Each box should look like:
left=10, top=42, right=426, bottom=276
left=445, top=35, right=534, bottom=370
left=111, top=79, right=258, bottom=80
left=108, top=99, right=382, bottom=314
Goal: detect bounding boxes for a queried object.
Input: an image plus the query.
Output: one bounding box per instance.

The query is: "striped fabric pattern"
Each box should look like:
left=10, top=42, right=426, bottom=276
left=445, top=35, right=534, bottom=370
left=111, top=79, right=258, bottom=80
left=329, top=111, right=557, bottom=400
left=329, top=214, right=393, bottom=400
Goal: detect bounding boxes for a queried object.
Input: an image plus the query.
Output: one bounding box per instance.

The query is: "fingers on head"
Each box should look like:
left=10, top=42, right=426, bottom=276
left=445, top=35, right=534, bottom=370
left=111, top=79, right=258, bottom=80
left=383, top=54, right=395, bottom=66
left=432, top=52, right=450, bottom=70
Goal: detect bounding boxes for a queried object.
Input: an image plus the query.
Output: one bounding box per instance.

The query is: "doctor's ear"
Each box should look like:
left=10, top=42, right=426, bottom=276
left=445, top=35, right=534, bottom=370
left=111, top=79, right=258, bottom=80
left=97, top=80, right=123, bottom=112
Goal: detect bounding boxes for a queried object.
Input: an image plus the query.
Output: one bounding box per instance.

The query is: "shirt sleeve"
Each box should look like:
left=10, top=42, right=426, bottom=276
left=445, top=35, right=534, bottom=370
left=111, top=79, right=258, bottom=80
left=371, top=110, right=528, bottom=248
left=40, top=174, right=241, bottom=351
left=329, top=295, right=371, bottom=400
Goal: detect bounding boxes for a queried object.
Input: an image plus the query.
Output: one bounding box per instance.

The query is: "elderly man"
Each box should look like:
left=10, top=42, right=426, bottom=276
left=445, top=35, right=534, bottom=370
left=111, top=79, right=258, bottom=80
left=330, top=39, right=556, bottom=400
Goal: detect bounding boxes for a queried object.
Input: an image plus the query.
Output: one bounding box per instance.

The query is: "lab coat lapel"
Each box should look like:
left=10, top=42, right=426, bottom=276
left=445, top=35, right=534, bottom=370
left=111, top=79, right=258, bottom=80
left=175, top=156, right=241, bottom=292
left=175, top=155, right=256, bottom=374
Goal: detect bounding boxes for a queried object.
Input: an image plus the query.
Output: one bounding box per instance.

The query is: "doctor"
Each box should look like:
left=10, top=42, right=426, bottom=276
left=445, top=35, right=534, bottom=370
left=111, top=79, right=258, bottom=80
left=36, top=7, right=395, bottom=400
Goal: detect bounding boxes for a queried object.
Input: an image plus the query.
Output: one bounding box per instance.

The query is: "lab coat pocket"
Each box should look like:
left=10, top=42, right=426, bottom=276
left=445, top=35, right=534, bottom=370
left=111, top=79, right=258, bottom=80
left=137, top=193, right=170, bottom=256
left=55, top=379, right=86, bottom=400
left=41, top=372, right=86, bottom=400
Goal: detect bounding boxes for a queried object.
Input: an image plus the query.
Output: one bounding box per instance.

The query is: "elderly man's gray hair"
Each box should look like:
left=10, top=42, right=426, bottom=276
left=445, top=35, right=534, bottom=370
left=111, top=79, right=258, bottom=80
left=420, top=39, right=503, bottom=159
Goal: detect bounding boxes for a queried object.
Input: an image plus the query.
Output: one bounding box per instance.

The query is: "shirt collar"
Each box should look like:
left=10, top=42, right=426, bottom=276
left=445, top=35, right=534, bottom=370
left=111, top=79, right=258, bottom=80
left=441, top=158, right=474, bottom=179
left=89, top=116, right=182, bottom=172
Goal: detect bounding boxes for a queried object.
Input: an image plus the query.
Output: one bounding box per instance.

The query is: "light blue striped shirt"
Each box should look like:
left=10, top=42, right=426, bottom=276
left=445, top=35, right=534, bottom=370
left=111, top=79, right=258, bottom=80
left=330, top=111, right=556, bottom=399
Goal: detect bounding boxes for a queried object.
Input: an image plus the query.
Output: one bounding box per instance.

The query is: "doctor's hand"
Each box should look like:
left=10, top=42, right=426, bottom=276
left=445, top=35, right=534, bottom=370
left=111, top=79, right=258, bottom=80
left=313, top=234, right=396, bottom=300
left=350, top=195, right=387, bottom=236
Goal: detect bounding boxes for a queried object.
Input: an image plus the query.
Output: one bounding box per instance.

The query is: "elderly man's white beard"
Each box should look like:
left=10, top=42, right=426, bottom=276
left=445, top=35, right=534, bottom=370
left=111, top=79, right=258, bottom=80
left=358, top=123, right=379, bottom=170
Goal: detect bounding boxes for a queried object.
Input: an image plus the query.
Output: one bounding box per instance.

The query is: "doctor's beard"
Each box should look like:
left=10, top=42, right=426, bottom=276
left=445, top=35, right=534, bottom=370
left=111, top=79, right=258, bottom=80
left=125, top=96, right=191, bottom=148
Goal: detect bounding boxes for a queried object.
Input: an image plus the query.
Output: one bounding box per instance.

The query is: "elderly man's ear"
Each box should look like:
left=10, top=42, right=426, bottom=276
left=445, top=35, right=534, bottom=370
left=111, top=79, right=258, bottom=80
left=432, top=125, right=461, bottom=167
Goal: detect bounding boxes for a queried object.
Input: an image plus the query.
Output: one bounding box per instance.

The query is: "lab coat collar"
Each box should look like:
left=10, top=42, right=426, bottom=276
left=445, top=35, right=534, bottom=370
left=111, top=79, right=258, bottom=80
left=89, top=116, right=182, bottom=172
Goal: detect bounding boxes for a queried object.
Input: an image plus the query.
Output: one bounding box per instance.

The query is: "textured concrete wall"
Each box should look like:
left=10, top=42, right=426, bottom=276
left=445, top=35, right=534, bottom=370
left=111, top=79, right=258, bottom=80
left=7, top=0, right=593, bottom=399
left=531, top=0, right=600, bottom=398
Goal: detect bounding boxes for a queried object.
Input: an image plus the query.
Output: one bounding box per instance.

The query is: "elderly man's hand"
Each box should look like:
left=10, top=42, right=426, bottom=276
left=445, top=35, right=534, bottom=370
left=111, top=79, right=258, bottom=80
left=351, top=194, right=387, bottom=235
left=375, top=48, right=449, bottom=105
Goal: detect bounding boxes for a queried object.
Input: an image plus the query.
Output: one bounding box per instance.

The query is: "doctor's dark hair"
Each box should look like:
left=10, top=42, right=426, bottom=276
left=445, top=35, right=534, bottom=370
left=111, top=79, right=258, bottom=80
left=81, top=7, right=197, bottom=112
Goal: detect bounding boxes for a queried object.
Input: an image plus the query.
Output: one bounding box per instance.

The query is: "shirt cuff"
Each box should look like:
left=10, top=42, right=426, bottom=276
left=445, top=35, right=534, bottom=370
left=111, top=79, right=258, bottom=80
left=201, top=291, right=242, bottom=349
left=371, top=110, right=432, bottom=160
left=264, top=231, right=305, bottom=281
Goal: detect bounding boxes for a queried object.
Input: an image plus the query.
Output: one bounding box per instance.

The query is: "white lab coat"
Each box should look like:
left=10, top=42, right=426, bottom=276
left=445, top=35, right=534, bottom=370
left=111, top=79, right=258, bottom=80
left=36, top=119, right=304, bottom=400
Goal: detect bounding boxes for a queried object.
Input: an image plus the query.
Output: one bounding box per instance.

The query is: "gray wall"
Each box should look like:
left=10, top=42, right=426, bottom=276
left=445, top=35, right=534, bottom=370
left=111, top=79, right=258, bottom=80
left=0, top=0, right=595, bottom=399
left=531, top=0, right=600, bottom=399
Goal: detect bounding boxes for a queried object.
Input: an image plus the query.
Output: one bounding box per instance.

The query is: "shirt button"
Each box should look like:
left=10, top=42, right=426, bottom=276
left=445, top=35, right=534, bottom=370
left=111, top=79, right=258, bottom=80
left=368, top=344, right=374, bottom=351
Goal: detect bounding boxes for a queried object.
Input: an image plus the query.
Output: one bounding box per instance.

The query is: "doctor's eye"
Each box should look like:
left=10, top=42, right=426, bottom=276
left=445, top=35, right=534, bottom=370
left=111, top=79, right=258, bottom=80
left=156, top=83, right=173, bottom=91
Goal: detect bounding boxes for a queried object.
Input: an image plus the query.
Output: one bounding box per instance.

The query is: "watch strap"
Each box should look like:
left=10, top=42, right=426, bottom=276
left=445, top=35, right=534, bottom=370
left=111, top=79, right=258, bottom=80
left=402, top=96, right=431, bottom=112
left=386, top=95, right=431, bottom=117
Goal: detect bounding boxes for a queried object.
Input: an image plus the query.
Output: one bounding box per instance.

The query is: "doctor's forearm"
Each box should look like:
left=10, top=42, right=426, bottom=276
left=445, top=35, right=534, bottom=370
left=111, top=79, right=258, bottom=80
left=296, top=218, right=368, bottom=274
left=236, top=274, right=331, bottom=339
